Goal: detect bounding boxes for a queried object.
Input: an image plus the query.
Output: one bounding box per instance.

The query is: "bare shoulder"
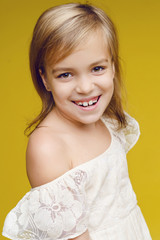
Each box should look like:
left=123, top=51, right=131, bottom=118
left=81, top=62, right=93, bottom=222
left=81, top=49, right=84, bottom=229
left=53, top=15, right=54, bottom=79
left=26, top=127, right=71, bottom=188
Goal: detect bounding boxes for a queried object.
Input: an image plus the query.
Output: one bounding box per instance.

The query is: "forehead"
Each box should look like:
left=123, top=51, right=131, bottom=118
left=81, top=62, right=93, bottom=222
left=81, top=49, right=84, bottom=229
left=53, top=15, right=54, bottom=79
left=46, top=29, right=110, bottom=67
left=47, top=32, right=111, bottom=71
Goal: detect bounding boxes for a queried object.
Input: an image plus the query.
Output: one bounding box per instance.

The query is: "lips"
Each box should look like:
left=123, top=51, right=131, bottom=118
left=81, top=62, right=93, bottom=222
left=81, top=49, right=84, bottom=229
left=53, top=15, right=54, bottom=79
left=72, top=95, right=101, bottom=107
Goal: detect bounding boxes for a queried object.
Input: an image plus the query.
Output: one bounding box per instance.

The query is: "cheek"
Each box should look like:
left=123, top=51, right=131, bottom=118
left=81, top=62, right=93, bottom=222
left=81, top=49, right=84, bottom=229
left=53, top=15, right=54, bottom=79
left=51, top=83, right=73, bottom=102
left=107, top=81, right=114, bottom=99
left=102, top=75, right=114, bottom=92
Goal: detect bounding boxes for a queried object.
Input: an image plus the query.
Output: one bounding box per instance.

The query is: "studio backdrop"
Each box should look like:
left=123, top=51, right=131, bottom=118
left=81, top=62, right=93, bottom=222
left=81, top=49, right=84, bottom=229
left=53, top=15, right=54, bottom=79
left=1, top=0, right=160, bottom=239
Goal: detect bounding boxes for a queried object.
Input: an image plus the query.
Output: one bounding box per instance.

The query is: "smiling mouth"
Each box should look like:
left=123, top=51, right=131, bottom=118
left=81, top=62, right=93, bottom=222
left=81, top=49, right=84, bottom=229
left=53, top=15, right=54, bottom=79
left=72, top=95, right=101, bottom=107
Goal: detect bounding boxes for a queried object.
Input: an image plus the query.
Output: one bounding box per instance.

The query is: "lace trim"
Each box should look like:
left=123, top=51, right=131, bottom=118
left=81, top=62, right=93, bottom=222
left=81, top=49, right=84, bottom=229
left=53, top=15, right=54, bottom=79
left=102, top=113, right=140, bottom=153
left=3, top=170, right=88, bottom=240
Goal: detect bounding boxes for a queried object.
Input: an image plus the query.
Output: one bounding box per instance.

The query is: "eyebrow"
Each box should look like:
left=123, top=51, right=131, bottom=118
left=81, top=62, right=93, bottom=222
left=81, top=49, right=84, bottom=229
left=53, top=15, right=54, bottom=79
left=51, top=58, right=109, bottom=74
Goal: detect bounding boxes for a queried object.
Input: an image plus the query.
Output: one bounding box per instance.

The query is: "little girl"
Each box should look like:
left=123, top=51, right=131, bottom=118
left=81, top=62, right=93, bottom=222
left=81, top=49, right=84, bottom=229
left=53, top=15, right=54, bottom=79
left=2, top=3, right=152, bottom=240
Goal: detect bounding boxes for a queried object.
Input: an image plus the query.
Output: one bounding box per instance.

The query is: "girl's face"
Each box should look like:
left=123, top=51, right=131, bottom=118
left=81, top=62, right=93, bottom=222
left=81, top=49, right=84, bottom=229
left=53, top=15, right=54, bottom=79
left=41, top=32, right=115, bottom=126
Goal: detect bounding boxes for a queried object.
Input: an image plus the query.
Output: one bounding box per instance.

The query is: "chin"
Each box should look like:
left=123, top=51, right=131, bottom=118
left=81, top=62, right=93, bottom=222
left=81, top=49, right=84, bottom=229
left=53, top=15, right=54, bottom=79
left=76, top=114, right=103, bottom=125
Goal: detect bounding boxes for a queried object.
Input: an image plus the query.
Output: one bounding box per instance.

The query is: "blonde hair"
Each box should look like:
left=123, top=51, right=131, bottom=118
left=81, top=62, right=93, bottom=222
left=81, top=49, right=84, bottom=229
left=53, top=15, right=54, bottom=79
left=25, top=3, right=127, bottom=135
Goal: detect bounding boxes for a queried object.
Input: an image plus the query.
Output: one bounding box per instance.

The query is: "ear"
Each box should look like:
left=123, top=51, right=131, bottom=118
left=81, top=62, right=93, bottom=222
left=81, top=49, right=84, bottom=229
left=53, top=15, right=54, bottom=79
left=39, top=69, right=51, bottom=91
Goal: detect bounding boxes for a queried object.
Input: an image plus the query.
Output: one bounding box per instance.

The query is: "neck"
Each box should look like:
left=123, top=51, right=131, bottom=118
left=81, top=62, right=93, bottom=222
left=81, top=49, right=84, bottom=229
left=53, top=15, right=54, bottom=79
left=51, top=108, right=100, bottom=132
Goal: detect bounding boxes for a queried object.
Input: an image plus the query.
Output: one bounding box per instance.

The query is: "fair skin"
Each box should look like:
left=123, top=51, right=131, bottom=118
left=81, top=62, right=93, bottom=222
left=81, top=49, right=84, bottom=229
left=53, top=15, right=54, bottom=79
left=26, top=32, right=115, bottom=240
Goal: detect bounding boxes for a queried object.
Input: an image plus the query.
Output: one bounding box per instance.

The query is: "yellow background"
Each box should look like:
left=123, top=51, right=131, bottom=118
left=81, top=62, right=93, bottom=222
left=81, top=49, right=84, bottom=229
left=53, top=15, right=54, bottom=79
left=1, top=0, right=160, bottom=239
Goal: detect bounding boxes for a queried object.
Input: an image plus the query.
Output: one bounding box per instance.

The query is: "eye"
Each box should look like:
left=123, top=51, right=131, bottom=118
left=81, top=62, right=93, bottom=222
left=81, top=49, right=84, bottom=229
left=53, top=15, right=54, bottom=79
left=92, top=66, right=105, bottom=73
left=57, top=72, right=72, bottom=79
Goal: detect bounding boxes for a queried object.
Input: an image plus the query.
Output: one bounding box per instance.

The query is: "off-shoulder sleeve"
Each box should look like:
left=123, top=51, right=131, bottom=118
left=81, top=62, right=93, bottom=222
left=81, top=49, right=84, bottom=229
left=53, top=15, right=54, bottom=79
left=2, top=169, right=89, bottom=240
left=122, top=113, right=140, bottom=153
left=102, top=112, right=140, bottom=154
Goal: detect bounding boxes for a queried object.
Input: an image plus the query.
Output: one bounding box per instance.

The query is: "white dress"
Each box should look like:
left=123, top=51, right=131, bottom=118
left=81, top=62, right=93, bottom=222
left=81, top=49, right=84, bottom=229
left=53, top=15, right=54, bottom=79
left=2, top=113, right=152, bottom=240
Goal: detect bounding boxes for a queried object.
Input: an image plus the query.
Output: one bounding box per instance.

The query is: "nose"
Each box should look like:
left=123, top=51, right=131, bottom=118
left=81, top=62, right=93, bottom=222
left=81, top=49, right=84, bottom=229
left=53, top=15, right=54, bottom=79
left=76, top=75, right=94, bottom=94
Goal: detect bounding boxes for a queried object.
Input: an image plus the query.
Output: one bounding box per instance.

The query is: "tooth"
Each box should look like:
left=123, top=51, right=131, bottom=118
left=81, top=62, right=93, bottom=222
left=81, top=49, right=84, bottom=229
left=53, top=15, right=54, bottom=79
left=83, top=102, right=88, bottom=107
left=89, top=100, right=93, bottom=106
left=93, top=99, right=98, bottom=103
left=77, top=102, right=82, bottom=106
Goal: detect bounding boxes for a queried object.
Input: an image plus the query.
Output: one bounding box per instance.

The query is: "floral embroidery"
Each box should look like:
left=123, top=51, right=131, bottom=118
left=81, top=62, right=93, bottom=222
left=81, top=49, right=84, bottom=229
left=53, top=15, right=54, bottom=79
left=3, top=170, right=88, bottom=240
left=74, top=170, right=87, bottom=185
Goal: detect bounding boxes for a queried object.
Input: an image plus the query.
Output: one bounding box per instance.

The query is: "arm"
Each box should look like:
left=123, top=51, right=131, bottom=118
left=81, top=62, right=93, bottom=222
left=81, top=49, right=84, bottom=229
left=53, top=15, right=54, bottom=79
left=26, top=129, right=70, bottom=188
left=26, top=129, right=90, bottom=240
